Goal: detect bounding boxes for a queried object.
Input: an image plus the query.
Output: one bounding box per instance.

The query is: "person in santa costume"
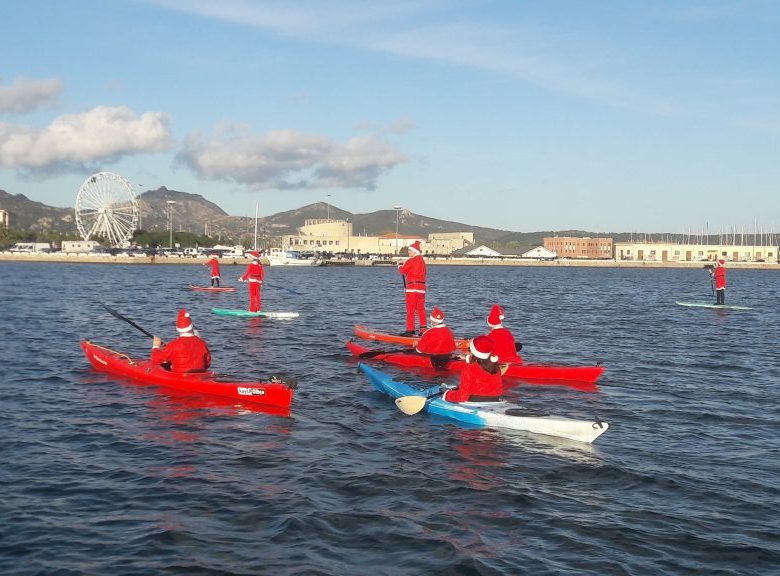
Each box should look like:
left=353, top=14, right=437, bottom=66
left=204, top=254, right=221, bottom=287
left=442, top=335, right=503, bottom=403
left=414, top=306, right=456, bottom=369
left=239, top=250, right=265, bottom=312
left=397, top=239, right=427, bottom=336
left=486, top=304, right=522, bottom=365
left=710, top=259, right=727, bottom=305
left=151, top=309, right=211, bottom=373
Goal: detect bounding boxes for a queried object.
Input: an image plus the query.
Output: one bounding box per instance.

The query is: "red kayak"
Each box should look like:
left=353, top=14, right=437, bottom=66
left=81, top=340, right=295, bottom=409
left=346, top=341, right=603, bottom=390
left=189, top=285, right=237, bottom=292
left=354, top=325, right=470, bottom=350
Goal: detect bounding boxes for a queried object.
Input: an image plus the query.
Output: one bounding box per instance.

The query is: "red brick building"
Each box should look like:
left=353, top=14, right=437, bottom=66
left=543, top=236, right=613, bottom=259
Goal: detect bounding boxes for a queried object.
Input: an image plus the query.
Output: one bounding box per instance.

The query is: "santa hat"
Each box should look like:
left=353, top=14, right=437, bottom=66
left=487, top=304, right=504, bottom=328
left=718, top=259, right=725, bottom=265
left=469, top=335, right=498, bottom=362
left=248, top=251, right=260, bottom=260
left=409, top=240, right=422, bottom=255
left=176, top=309, right=193, bottom=333
left=430, top=306, right=445, bottom=325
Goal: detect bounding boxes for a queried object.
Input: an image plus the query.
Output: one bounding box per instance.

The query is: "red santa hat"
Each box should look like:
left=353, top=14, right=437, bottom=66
left=487, top=304, right=505, bottom=328
left=176, top=309, right=193, bottom=333
left=430, top=306, right=445, bottom=325
left=718, top=259, right=725, bottom=265
left=248, top=251, right=260, bottom=260
left=409, top=240, right=422, bottom=255
left=469, top=335, right=498, bottom=362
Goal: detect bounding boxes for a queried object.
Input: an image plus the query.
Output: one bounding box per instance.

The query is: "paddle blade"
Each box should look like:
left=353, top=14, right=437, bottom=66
left=395, top=395, right=427, bottom=415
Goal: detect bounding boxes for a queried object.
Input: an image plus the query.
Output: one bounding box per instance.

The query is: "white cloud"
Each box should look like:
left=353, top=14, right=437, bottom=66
left=0, top=106, right=172, bottom=171
left=176, top=128, right=408, bottom=190
left=0, top=77, right=63, bottom=114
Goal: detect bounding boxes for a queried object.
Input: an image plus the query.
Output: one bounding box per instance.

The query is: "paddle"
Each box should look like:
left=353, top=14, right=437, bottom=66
left=358, top=347, right=419, bottom=359
left=101, top=303, right=156, bottom=340
left=264, top=282, right=303, bottom=296
left=395, top=384, right=457, bottom=415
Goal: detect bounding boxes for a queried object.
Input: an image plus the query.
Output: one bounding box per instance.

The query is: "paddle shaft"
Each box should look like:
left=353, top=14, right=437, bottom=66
left=102, top=304, right=155, bottom=339
left=264, top=282, right=302, bottom=296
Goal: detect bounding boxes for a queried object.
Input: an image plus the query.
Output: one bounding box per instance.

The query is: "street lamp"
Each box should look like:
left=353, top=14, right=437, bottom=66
left=393, top=205, right=402, bottom=255
left=166, top=200, right=176, bottom=249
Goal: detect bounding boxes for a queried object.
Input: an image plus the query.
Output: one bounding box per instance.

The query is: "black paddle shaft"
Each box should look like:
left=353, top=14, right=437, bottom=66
left=102, top=304, right=155, bottom=339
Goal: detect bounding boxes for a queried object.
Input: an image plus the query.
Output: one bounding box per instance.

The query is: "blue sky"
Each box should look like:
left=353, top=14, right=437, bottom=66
left=1, top=0, right=778, bottom=233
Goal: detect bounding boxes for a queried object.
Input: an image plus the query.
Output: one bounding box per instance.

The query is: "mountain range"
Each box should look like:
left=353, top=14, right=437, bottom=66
left=1, top=186, right=643, bottom=253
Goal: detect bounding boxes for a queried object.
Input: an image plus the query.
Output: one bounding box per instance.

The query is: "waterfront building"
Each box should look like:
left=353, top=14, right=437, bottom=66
left=0, top=209, right=8, bottom=228
left=280, top=219, right=473, bottom=256
left=463, top=245, right=502, bottom=257
left=62, top=240, right=101, bottom=253
left=522, top=246, right=558, bottom=259
left=614, top=242, right=777, bottom=263
left=544, top=237, right=613, bottom=259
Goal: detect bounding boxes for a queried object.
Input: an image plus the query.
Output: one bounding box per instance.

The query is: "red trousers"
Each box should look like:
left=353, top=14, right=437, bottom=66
left=405, top=291, right=426, bottom=331
left=248, top=282, right=262, bottom=312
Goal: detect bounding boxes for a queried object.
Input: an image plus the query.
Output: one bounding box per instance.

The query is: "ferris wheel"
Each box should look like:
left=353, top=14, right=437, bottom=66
left=75, top=172, right=139, bottom=247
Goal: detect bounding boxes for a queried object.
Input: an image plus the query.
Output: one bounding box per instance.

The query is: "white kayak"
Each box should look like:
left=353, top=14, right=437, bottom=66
left=359, top=363, right=609, bottom=444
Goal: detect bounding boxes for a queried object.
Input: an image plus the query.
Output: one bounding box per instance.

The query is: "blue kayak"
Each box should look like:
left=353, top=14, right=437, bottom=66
left=358, top=363, right=608, bottom=444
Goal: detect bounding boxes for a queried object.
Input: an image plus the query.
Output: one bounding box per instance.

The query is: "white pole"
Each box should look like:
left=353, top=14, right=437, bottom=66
left=254, top=201, right=259, bottom=250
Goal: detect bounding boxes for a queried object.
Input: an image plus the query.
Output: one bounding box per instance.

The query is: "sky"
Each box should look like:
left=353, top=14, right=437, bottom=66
left=1, top=0, right=779, bottom=234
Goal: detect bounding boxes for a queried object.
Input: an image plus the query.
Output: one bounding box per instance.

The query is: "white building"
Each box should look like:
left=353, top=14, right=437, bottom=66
left=521, top=246, right=558, bottom=259
left=0, top=209, right=8, bottom=227
left=463, top=245, right=502, bottom=257
left=280, top=219, right=474, bottom=256
left=62, top=240, right=101, bottom=253
left=614, top=242, right=777, bottom=263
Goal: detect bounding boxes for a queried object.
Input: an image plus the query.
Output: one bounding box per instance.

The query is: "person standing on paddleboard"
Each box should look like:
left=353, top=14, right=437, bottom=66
left=398, top=240, right=427, bottom=336
left=710, top=259, right=727, bottom=305
left=414, top=306, right=456, bottom=369
left=486, top=304, right=522, bottom=365
left=204, top=254, right=221, bottom=287
left=442, top=336, right=503, bottom=402
left=151, top=309, right=212, bottom=373
left=239, top=250, right=265, bottom=312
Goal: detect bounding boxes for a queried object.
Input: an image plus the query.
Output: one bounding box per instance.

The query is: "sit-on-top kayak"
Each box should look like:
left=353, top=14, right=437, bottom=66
left=354, top=325, right=470, bottom=350
left=211, top=308, right=300, bottom=319
left=347, top=341, right=603, bottom=388
left=358, top=363, right=608, bottom=444
left=81, top=340, right=295, bottom=408
left=675, top=301, right=752, bottom=310
left=189, top=285, right=237, bottom=292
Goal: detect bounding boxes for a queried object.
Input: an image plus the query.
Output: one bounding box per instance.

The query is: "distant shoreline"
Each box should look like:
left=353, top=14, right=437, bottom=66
left=1, top=252, right=778, bottom=270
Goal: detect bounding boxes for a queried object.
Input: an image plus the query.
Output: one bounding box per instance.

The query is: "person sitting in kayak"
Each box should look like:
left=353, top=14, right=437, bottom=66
left=151, top=309, right=212, bottom=373
left=442, top=335, right=503, bottom=403
left=239, top=250, right=264, bottom=312
left=414, top=306, right=456, bottom=369
left=398, top=239, right=427, bottom=336
left=204, top=254, right=221, bottom=287
left=486, top=304, right=522, bottom=365
left=710, top=259, right=727, bottom=305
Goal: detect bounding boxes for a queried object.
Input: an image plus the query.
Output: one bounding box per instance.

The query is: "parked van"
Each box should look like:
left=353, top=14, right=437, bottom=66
left=9, top=242, right=51, bottom=253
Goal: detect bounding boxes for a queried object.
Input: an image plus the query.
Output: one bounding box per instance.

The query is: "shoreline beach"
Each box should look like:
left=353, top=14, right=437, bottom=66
left=1, top=252, right=778, bottom=269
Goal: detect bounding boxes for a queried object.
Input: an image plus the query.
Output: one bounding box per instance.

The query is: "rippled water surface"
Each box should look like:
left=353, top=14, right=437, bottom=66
left=1, top=261, right=778, bottom=575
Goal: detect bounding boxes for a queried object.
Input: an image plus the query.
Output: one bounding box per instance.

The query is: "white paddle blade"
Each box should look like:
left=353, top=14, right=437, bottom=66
left=395, top=395, right=427, bottom=415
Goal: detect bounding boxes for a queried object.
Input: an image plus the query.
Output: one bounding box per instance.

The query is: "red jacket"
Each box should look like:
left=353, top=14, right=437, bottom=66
left=712, top=266, right=726, bottom=289
left=489, top=327, right=522, bottom=363
left=444, top=358, right=503, bottom=402
left=241, top=261, right=264, bottom=283
left=151, top=334, right=211, bottom=373
left=398, top=254, right=426, bottom=293
left=415, top=324, right=456, bottom=355
left=205, top=257, right=220, bottom=276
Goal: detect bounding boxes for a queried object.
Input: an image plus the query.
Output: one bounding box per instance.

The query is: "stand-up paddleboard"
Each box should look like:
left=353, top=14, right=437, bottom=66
left=675, top=301, right=752, bottom=310
left=189, top=285, right=237, bottom=292
left=211, top=307, right=299, bottom=319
